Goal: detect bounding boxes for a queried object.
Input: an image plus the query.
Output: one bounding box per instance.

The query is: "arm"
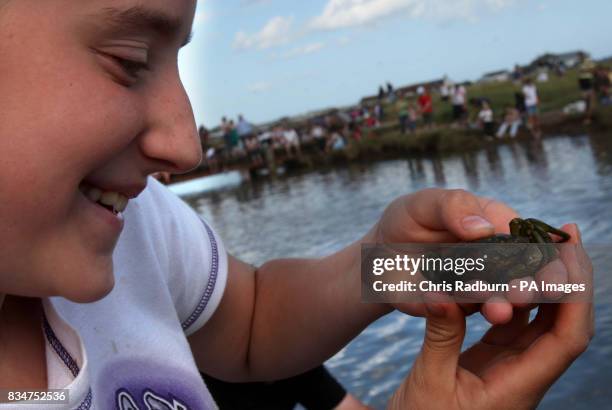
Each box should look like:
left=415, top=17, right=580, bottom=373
left=189, top=226, right=391, bottom=382
left=188, top=189, right=521, bottom=382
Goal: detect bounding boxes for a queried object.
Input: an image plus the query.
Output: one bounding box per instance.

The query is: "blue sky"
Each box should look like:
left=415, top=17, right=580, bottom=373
left=179, top=0, right=612, bottom=127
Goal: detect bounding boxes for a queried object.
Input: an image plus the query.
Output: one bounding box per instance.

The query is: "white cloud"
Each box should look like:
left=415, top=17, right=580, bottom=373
left=310, top=0, right=515, bottom=30
left=247, top=81, right=273, bottom=93
left=284, top=42, right=326, bottom=58
left=233, top=16, right=294, bottom=50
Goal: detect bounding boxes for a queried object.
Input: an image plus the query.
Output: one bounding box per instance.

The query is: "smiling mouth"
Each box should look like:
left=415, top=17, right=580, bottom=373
left=78, top=182, right=129, bottom=216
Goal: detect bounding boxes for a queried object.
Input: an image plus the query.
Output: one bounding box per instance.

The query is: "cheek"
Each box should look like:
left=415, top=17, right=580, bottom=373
left=0, top=26, right=144, bottom=282
left=1, top=14, right=145, bottom=172
left=0, top=63, right=143, bottom=219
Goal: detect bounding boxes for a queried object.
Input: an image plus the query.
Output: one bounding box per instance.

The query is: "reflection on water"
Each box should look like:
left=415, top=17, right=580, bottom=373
left=183, top=134, right=612, bottom=409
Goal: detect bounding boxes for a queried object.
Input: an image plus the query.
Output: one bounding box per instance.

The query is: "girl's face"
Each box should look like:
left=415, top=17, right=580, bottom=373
left=0, top=0, right=200, bottom=302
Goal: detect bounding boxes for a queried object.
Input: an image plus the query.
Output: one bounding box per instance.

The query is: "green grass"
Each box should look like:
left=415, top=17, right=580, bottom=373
left=379, top=69, right=584, bottom=125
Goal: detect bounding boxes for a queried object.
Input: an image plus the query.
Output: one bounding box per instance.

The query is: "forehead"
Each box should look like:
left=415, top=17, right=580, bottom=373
left=0, top=0, right=193, bottom=47
left=90, top=0, right=196, bottom=18
left=90, top=0, right=196, bottom=34
left=2, top=0, right=196, bottom=34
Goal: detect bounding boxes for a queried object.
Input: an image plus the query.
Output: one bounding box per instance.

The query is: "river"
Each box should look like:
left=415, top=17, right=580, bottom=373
left=181, top=134, right=612, bottom=409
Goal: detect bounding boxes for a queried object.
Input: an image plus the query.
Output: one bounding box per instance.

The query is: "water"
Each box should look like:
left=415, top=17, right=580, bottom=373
left=183, top=134, right=612, bottom=409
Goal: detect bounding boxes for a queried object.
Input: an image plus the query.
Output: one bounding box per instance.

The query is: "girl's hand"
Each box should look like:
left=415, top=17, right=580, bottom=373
left=372, top=188, right=517, bottom=244
left=369, top=188, right=520, bottom=323
left=388, top=224, right=594, bottom=410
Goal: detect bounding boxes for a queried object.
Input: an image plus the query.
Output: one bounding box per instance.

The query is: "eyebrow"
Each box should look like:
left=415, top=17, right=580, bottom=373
left=99, top=6, right=193, bottom=47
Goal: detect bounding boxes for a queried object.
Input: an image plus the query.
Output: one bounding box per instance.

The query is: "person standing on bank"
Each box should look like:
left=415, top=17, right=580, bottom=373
left=522, top=78, right=542, bottom=138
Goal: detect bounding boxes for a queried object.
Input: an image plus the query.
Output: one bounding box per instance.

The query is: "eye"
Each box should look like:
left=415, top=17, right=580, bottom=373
left=113, top=56, right=150, bottom=80
left=93, top=47, right=151, bottom=87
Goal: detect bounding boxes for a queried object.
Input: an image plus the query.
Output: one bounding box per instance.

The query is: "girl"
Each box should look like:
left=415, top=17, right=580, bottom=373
left=0, top=1, right=593, bottom=409
left=478, top=100, right=495, bottom=138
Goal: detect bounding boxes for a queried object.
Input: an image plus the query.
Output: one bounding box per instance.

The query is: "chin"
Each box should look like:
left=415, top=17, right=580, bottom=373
left=64, top=275, right=115, bottom=303
left=61, top=262, right=116, bottom=303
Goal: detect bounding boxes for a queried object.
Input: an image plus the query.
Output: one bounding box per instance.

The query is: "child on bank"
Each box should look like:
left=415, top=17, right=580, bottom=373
left=478, top=100, right=495, bottom=137
left=0, top=1, right=593, bottom=409
left=497, top=106, right=522, bottom=138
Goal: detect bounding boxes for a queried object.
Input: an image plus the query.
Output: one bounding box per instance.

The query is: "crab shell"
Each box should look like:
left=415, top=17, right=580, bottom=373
left=422, top=234, right=556, bottom=285
left=469, top=234, right=555, bottom=283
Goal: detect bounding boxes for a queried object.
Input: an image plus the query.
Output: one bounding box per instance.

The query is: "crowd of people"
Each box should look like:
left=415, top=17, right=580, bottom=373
left=391, top=60, right=612, bottom=140
left=190, top=60, right=612, bottom=176
left=197, top=111, right=367, bottom=173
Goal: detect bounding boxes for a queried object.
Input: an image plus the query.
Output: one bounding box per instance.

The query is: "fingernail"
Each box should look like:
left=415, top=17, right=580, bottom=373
left=425, top=303, right=446, bottom=317
left=462, top=215, right=494, bottom=232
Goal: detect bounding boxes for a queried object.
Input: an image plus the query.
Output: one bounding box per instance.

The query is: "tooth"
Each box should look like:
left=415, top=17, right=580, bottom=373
left=86, top=187, right=102, bottom=202
left=115, top=195, right=128, bottom=212
left=100, top=191, right=119, bottom=206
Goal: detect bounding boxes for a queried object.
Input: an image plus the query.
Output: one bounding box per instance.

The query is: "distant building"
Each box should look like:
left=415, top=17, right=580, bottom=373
left=479, top=70, right=511, bottom=83
left=528, top=50, right=590, bottom=71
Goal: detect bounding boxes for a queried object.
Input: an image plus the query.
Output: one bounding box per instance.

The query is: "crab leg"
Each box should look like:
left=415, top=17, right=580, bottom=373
left=509, top=218, right=525, bottom=237
left=526, top=218, right=571, bottom=242
left=531, top=228, right=550, bottom=243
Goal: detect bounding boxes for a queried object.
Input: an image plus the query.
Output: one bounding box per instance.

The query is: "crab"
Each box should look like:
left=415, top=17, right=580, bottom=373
left=423, top=218, right=571, bottom=285
left=472, top=218, right=570, bottom=283
left=476, top=218, right=570, bottom=244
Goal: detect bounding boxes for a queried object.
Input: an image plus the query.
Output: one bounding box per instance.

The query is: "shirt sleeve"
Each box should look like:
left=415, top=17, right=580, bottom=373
left=147, top=178, right=229, bottom=337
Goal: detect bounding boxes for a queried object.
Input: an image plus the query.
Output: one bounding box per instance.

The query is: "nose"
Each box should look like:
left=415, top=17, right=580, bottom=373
left=139, top=68, right=203, bottom=175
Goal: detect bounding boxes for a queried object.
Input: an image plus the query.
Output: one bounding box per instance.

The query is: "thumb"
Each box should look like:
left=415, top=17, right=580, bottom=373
left=415, top=302, right=466, bottom=387
left=407, top=189, right=497, bottom=241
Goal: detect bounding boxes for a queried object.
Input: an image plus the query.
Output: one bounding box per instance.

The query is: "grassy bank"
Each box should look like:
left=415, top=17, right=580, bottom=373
left=174, top=69, right=610, bottom=181
left=379, top=69, right=585, bottom=125
left=323, top=107, right=611, bottom=166
left=323, top=68, right=611, bottom=163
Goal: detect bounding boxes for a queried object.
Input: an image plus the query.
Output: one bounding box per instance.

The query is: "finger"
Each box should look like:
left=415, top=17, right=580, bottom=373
left=481, top=297, right=514, bottom=325
left=513, top=303, right=558, bottom=349
left=536, top=259, right=568, bottom=301
left=489, top=225, right=594, bottom=392
left=414, top=299, right=466, bottom=387
left=459, top=308, right=531, bottom=376
left=497, top=222, right=590, bottom=346
left=506, top=277, right=537, bottom=307
left=481, top=307, right=531, bottom=345
left=394, top=302, right=427, bottom=317
left=477, top=197, right=520, bottom=233
left=408, top=189, right=496, bottom=241
left=559, top=224, right=593, bottom=297
left=549, top=224, right=593, bottom=338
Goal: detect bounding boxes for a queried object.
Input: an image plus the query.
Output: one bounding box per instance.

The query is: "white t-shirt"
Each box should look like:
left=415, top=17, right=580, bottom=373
left=311, top=126, right=325, bottom=139
left=522, top=84, right=538, bottom=107
left=0, top=300, right=92, bottom=409
left=283, top=129, right=299, bottom=144
left=478, top=108, right=493, bottom=123
left=451, top=86, right=466, bottom=106
left=5, top=178, right=229, bottom=409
